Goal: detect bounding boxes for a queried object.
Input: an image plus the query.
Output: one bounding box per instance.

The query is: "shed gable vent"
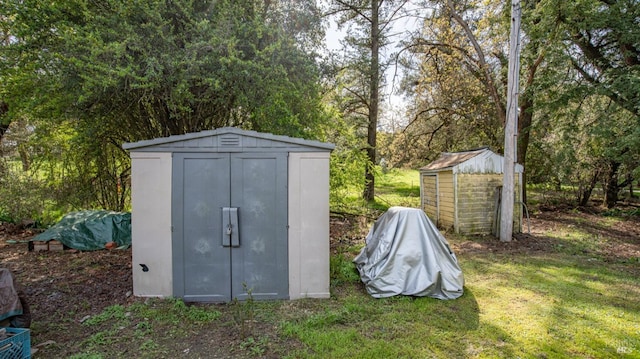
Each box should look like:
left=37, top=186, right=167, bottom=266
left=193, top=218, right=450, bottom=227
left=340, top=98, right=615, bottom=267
left=220, top=134, right=241, bottom=148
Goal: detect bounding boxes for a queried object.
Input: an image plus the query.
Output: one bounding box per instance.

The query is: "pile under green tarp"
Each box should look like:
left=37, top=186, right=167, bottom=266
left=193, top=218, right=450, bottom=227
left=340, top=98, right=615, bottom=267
left=32, top=210, right=131, bottom=251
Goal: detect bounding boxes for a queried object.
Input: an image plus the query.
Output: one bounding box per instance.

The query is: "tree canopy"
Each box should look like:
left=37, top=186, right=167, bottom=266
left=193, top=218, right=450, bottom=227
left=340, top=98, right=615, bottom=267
left=0, top=0, right=330, bottom=216
left=1, top=0, right=327, bottom=142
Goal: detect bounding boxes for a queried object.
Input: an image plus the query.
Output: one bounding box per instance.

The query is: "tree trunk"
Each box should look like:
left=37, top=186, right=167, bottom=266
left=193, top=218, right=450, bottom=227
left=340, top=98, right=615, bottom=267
left=517, top=49, right=544, bottom=205
left=578, top=170, right=599, bottom=206
left=363, top=0, right=380, bottom=202
left=0, top=101, right=9, bottom=146
left=447, top=0, right=506, bottom=126
left=18, top=146, right=30, bottom=171
left=518, top=92, right=532, bottom=205
left=603, top=160, right=621, bottom=209
left=0, top=124, right=7, bottom=145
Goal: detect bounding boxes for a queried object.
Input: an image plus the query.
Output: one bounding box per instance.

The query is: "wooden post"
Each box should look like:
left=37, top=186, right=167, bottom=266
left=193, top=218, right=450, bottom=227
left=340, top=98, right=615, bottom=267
left=500, top=0, right=521, bottom=242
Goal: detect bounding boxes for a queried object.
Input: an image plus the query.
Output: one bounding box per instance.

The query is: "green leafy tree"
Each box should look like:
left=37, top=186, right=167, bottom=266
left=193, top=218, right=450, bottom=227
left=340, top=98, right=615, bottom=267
left=528, top=0, right=640, bottom=208
left=2, top=0, right=327, bottom=139
left=534, top=94, right=638, bottom=207
left=550, top=0, right=640, bottom=119
left=0, top=13, right=13, bottom=145
left=0, top=0, right=329, bottom=215
left=402, top=0, right=638, bottom=209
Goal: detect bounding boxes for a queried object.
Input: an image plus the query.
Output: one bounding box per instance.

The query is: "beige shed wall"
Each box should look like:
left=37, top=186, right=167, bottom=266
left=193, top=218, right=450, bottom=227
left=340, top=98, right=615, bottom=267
left=288, top=152, right=331, bottom=299
left=456, top=173, right=522, bottom=235
left=130, top=152, right=173, bottom=297
left=437, top=171, right=455, bottom=229
left=456, top=174, right=502, bottom=234
left=421, top=174, right=438, bottom=224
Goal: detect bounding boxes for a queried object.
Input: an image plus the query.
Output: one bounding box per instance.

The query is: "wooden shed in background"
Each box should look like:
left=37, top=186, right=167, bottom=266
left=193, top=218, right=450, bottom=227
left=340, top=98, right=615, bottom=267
left=419, top=148, right=523, bottom=235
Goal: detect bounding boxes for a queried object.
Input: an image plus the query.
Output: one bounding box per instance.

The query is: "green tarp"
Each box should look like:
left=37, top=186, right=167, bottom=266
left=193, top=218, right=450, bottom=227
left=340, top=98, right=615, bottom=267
left=32, top=210, right=131, bottom=251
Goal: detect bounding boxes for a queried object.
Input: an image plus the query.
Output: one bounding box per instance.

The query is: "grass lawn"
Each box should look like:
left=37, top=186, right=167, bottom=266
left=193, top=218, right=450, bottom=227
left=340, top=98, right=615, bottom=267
left=374, top=168, right=421, bottom=209
left=277, top=172, right=640, bottom=358
left=277, top=240, right=639, bottom=358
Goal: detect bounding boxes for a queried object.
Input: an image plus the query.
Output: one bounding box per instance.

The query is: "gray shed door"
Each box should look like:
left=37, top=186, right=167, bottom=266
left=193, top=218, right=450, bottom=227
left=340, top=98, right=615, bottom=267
left=172, top=152, right=288, bottom=302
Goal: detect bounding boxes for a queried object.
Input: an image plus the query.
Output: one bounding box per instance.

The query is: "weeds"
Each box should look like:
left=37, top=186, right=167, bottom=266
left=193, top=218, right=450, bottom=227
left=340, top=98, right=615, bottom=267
left=329, top=253, right=361, bottom=290
left=139, top=339, right=159, bottom=351
left=68, top=354, right=103, bottom=359
left=602, top=207, right=640, bottom=217
left=232, top=283, right=256, bottom=338
left=239, top=336, right=269, bottom=357
left=82, top=305, right=128, bottom=327
left=171, top=297, right=221, bottom=322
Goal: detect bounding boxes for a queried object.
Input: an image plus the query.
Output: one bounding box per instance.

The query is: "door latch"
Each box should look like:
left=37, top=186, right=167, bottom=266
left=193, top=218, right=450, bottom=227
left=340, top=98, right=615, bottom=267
left=222, top=207, right=239, bottom=247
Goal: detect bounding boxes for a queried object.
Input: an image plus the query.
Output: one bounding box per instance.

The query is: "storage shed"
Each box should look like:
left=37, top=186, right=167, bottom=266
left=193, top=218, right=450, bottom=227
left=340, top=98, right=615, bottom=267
left=419, top=148, right=523, bottom=235
left=123, top=127, right=334, bottom=302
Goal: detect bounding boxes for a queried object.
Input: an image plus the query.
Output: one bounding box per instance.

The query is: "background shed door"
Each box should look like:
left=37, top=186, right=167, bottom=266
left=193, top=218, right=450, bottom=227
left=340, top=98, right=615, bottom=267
left=172, top=152, right=288, bottom=302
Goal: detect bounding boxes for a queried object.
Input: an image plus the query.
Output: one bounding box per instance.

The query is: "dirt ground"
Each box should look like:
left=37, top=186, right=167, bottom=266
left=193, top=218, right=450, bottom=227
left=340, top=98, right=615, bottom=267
left=1, top=206, right=638, bottom=357
left=454, top=207, right=640, bottom=261
left=331, top=205, right=640, bottom=262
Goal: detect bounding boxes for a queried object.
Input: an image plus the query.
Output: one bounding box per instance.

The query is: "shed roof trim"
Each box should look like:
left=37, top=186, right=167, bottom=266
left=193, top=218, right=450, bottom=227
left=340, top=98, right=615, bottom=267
left=420, top=148, right=523, bottom=174
left=420, top=148, right=487, bottom=171
left=122, top=127, right=335, bottom=151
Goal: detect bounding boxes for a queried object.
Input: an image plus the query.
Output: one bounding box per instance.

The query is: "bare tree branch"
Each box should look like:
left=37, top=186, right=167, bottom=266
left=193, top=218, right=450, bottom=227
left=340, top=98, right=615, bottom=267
left=445, top=0, right=505, bottom=125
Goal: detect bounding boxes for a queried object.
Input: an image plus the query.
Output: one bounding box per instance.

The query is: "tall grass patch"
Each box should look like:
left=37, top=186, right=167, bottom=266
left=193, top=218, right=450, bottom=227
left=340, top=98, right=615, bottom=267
left=374, top=168, right=421, bottom=209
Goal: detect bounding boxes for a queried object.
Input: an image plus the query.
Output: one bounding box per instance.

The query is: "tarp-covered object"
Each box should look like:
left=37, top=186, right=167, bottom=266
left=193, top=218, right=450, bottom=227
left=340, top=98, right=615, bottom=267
left=0, top=269, right=22, bottom=322
left=354, top=207, right=464, bottom=299
left=0, top=268, right=31, bottom=328
left=32, top=210, right=131, bottom=251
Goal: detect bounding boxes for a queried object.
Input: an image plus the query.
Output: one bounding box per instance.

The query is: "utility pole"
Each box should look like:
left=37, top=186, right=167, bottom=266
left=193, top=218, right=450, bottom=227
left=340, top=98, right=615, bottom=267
left=500, top=0, right=521, bottom=242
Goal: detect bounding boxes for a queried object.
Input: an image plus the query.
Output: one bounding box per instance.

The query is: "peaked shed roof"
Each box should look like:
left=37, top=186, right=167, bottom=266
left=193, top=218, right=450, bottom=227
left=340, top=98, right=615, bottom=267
left=122, top=127, right=335, bottom=152
left=420, top=148, right=523, bottom=174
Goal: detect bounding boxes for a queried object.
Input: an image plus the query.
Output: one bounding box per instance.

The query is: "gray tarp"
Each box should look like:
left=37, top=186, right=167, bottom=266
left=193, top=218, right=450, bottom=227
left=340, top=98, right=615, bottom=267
left=354, top=207, right=464, bottom=300
left=32, top=210, right=131, bottom=251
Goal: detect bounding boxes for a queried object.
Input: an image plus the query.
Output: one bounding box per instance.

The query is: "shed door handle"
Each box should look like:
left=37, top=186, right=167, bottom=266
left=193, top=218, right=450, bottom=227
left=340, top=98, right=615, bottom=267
left=229, top=207, right=239, bottom=247
left=222, top=207, right=239, bottom=247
